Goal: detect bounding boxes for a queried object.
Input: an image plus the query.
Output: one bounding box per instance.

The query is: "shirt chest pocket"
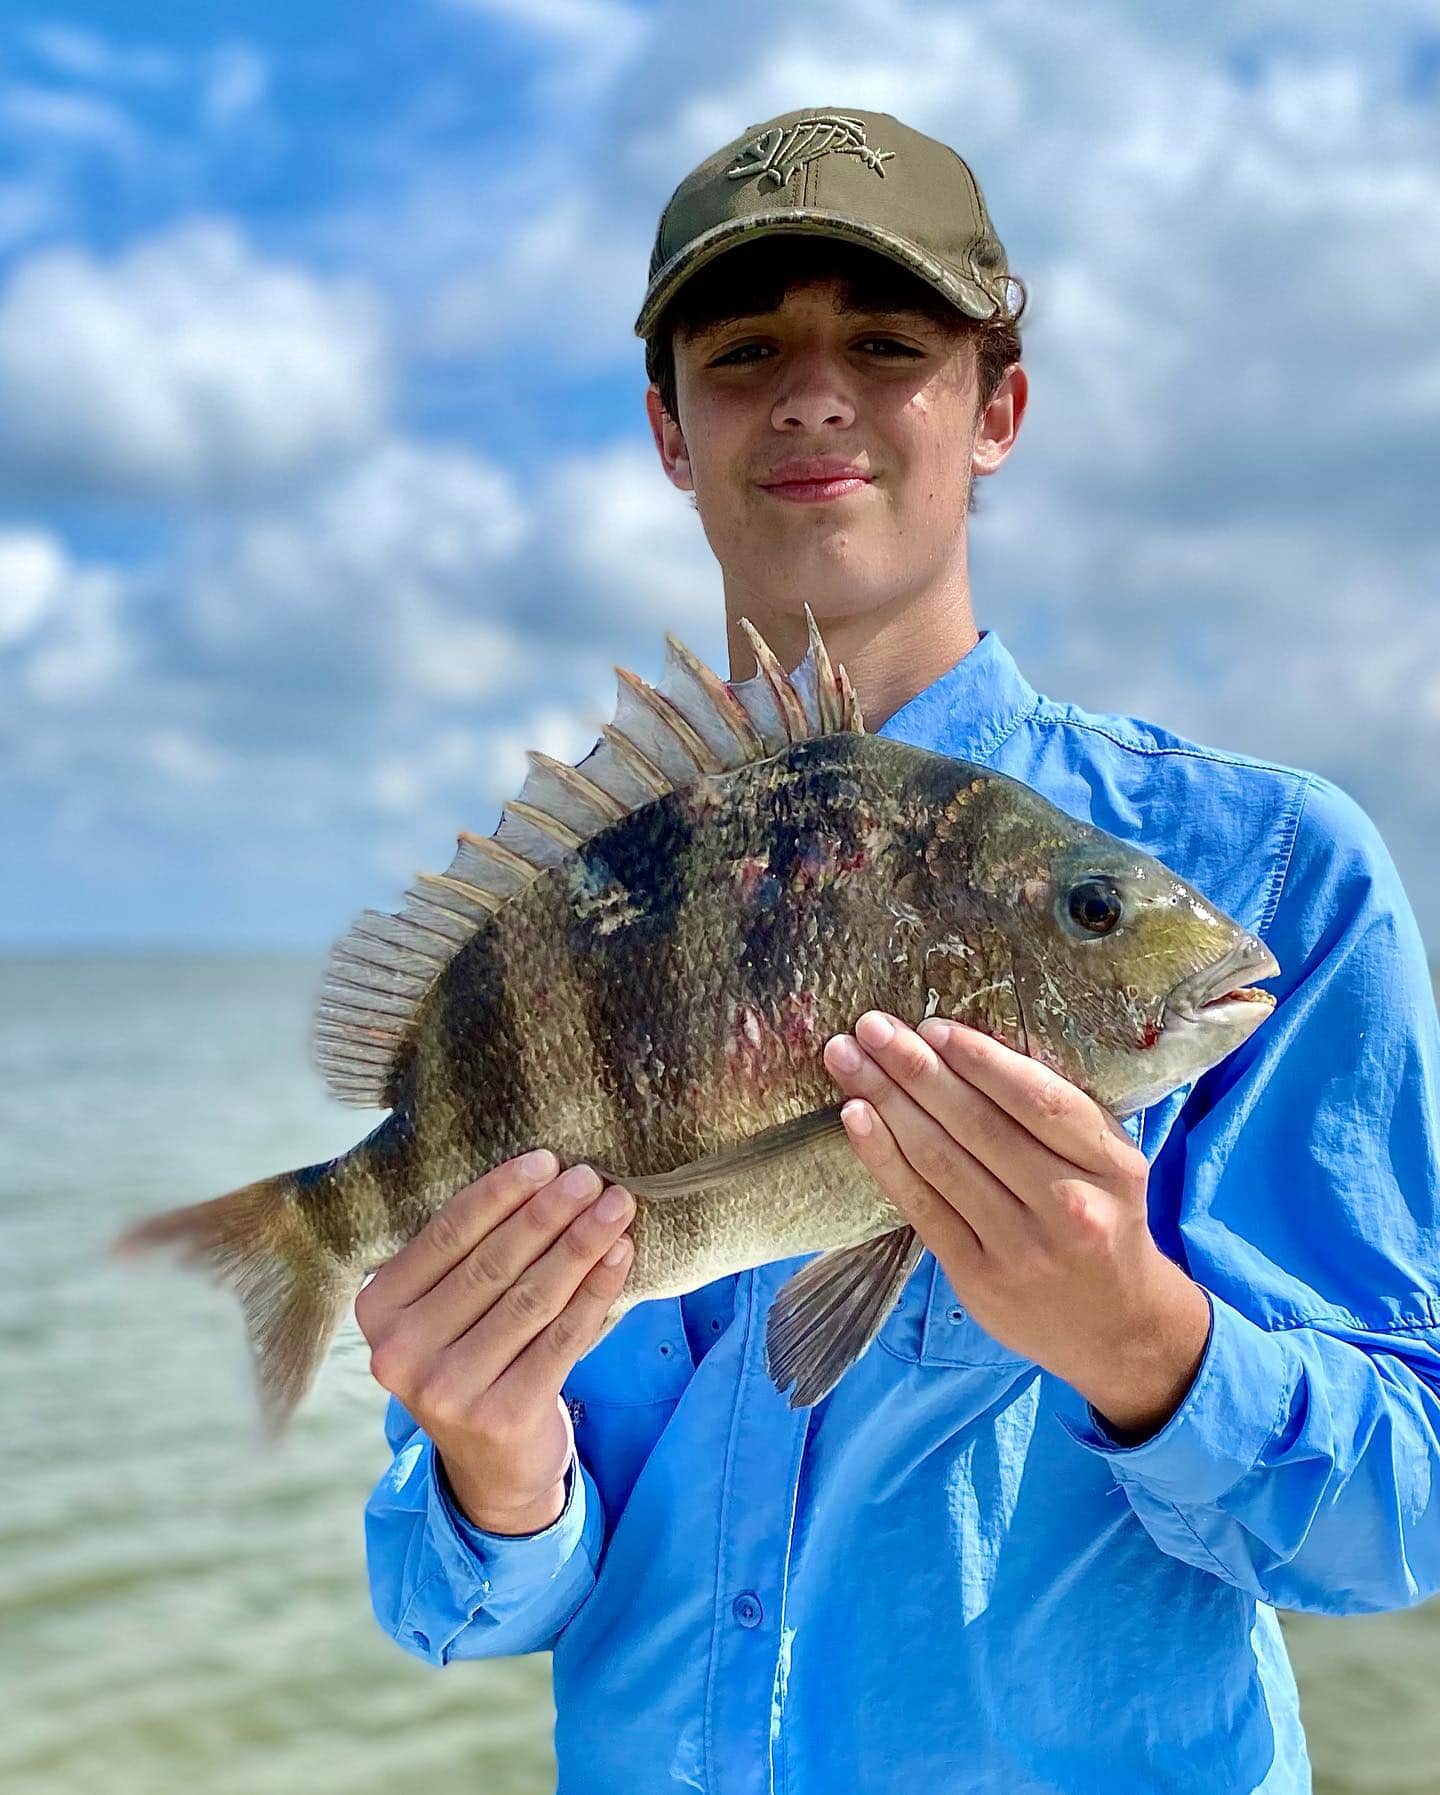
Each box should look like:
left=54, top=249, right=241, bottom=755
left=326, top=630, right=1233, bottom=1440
left=876, top=1252, right=1027, bottom=1368
left=562, top=1300, right=695, bottom=1516
left=563, top=1298, right=694, bottom=1408
left=877, top=1110, right=1144, bottom=1370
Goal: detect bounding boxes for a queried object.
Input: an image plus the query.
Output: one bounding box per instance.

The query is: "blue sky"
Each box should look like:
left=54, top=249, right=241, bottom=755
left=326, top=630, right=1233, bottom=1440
left=3, top=0, right=1439, bottom=949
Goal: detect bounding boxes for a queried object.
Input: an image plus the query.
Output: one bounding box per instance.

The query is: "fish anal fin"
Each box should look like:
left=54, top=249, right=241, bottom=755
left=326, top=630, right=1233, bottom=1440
left=765, top=1225, right=923, bottom=1408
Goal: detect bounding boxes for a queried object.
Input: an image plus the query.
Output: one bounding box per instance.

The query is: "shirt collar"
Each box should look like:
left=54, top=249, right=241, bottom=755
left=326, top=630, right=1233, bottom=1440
left=875, top=629, right=1041, bottom=763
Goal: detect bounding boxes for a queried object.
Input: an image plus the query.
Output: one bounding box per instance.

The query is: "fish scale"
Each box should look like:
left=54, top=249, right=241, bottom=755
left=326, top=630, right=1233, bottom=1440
left=114, top=611, right=1280, bottom=1429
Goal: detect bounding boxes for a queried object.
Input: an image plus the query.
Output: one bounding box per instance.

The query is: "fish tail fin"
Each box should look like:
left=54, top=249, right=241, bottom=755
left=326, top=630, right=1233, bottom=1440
left=111, top=1166, right=356, bottom=1438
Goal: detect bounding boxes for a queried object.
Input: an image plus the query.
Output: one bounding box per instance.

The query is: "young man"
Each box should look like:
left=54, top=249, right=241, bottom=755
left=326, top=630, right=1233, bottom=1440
left=360, top=109, right=1440, bottom=1792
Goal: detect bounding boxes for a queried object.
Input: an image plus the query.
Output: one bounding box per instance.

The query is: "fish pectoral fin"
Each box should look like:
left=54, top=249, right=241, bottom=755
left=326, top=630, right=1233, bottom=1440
left=765, top=1225, right=923, bottom=1410
left=605, top=1106, right=847, bottom=1200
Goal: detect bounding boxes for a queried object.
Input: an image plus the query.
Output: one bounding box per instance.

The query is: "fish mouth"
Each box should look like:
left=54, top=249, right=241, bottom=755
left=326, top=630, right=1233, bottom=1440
left=1165, top=934, right=1281, bottom=1026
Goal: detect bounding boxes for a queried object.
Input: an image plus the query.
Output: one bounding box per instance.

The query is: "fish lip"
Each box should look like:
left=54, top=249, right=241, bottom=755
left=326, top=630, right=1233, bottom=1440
left=1165, top=935, right=1281, bottom=1024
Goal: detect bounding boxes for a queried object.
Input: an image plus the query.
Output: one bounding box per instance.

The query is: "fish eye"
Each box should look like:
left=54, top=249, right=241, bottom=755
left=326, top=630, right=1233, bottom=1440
left=1065, top=877, right=1124, bottom=937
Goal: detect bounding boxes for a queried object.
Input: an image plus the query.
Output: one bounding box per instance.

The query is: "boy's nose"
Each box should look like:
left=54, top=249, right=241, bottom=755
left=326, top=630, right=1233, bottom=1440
left=771, top=353, right=856, bottom=433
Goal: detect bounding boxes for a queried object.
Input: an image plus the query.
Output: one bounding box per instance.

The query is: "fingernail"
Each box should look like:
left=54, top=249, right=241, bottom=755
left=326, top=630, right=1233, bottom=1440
left=856, top=1011, right=895, bottom=1048
left=827, top=1034, right=863, bottom=1073
left=602, top=1239, right=630, bottom=1266
left=559, top=1165, right=601, bottom=1201
left=841, top=1100, right=873, bottom=1138
left=520, top=1149, right=557, bottom=1180
left=596, top=1187, right=630, bottom=1223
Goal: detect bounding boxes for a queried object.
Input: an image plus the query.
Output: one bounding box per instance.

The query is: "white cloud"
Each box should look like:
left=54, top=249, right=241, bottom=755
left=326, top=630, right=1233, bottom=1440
left=180, top=437, right=531, bottom=712
left=538, top=441, right=720, bottom=635
left=143, top=727, right=229, bottom=787
left=422, top=190, right=645, bottom=364
left=202, top=44, right=268, bottom=125
left=0, top=526, right=129, bottom=702
left=442, top=0, right=646, bottom=112
left=445, top=0, right=638, bottom=40
left=24, top=23, right=182, bottom=87
left=0, top=82, right=144, bottom=155
left=0, top=529, right=66, bottom=645
left=0, top=221, right=390, bottom=500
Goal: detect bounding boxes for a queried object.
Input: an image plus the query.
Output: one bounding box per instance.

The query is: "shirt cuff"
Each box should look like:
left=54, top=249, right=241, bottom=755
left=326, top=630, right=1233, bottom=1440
left=1048, top=1287, right=1297, bottom=1507
left=419, top=1396, right=602, bottom=1618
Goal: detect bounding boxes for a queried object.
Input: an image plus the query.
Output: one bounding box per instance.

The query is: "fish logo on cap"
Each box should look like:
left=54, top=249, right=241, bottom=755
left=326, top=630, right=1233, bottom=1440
left=726, top=114, right=896, bottom=188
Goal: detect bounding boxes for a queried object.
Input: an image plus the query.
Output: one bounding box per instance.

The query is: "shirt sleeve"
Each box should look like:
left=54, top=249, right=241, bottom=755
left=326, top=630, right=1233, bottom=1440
left=364, top=1392, right=606, bottom=1664
left=1049, top=772, right=1440, bottom=1615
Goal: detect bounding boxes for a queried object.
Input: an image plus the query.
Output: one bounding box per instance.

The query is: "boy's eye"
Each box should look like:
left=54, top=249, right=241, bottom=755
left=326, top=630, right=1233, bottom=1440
left=707, top=335, right=919, bottom=366
left=709, top=342, right=772, bottom=366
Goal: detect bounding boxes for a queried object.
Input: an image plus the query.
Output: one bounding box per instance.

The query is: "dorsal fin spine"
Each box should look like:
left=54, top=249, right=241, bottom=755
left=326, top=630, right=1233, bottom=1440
left=505, top=798, right=585, bottom=851
left=615, top=666, right=723, bottom=774
left=664, top=633, right=766, bottom=759
left=456, top=831, right=536, bottom=877
left=414, top=871, right=502, bottom=914
left=803, top=606, right=843, bottom=734
left=738, top=617, right=808, bottom=741
left=526, top=750, right=628, bottom=821
left=351, top=918, right=452, bottom=957
left=600, top=723, right=670, bottom=794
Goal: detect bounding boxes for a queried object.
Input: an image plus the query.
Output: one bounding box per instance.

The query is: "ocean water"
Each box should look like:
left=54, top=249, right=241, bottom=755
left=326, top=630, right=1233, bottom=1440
left=4, top=954, right=1438, bottom=1795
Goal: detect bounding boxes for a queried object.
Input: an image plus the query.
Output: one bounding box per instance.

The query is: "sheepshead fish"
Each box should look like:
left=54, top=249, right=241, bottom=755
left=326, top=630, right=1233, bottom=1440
left=115, top=613, right=1279, bottom=1427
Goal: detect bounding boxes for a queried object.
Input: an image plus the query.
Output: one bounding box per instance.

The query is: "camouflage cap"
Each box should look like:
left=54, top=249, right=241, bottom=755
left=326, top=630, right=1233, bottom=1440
left=634, top=108, right=1010, bottom=340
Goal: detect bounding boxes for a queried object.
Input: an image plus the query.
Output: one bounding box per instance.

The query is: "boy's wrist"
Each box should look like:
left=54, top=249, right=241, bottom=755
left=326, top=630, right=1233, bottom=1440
left=438, top=1448, right=570, bottom=1536
left=1063, top=1264, right=1213, bottom=1446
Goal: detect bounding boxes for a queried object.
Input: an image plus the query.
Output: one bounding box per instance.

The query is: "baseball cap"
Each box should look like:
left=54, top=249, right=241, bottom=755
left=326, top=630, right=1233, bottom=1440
left=634, top=107, right=1011, bottom=340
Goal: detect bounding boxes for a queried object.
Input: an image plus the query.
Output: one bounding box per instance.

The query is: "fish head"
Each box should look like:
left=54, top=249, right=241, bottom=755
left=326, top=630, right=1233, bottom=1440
left=919, top=765, right=1280, bottom=1118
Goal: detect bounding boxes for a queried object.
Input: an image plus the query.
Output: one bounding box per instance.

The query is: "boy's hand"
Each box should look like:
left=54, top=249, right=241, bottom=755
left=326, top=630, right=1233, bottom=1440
left=823, top=1012, right=1211, bottom=1443
left=356, top=1151, right=634, bottom=1534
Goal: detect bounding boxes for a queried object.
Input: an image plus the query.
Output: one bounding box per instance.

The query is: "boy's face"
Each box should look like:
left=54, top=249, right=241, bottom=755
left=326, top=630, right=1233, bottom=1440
left=646, top=273, right=1024, bottom=622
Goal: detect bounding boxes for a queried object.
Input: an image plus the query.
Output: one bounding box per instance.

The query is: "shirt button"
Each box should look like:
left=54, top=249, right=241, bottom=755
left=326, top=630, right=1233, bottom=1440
left=948, top=1306, right=965, bottom=1324
left=732, top=1592, right=763, bottom=1628
left=658, top=1341, right=674, bottom=1358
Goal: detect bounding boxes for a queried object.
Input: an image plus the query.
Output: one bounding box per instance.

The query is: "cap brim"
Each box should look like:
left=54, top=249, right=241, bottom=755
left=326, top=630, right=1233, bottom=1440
left=634, top=208, right=1003, bottom=338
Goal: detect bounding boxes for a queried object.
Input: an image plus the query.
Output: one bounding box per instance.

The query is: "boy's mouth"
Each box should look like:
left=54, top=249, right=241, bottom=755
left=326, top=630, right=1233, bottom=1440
left=757, top=457, right=874, bottom=505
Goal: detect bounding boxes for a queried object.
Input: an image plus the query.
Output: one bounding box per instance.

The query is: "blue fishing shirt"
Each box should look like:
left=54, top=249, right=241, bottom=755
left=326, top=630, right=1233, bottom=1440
left=365, top=630, right=1440, bottom=1794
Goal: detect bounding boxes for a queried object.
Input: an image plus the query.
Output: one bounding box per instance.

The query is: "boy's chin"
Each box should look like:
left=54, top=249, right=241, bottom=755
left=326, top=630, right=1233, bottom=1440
left=734, top=537, right=906, bottom=606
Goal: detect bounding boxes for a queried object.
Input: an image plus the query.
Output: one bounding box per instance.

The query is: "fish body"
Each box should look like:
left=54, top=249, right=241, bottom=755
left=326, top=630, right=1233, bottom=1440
left=117, top=617, right=1279, bottom=1426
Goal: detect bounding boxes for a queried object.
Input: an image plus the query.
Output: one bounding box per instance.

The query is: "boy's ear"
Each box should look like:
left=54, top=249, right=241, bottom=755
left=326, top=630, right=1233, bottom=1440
left=646, top=385, right=694, bottom=493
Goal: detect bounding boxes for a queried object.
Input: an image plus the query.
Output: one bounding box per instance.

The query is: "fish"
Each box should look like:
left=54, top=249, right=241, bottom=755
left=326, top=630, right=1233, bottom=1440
left=113, top=611, right=1280, bottom=1429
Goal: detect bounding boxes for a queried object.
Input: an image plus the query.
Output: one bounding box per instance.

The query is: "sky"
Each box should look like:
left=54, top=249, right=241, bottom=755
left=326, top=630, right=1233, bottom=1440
left=2, top=0, right=1439, bottom=950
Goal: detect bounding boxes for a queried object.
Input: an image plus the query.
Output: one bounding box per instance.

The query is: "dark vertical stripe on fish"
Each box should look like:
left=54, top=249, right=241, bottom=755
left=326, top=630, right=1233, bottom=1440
left=292, top=1152, right=357, bottom=1262
left=435, top=925, right=535, bottom=1171
left=737, top=742, right=870, bottom=1014
left=357, top=1104, right=428, bottom=1256
left=566, top=793, right=700, bottom=1174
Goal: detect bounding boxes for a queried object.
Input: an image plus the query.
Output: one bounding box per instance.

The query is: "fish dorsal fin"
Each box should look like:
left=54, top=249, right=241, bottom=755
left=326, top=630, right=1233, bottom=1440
left=313, top=610, right=865, bottom=1106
